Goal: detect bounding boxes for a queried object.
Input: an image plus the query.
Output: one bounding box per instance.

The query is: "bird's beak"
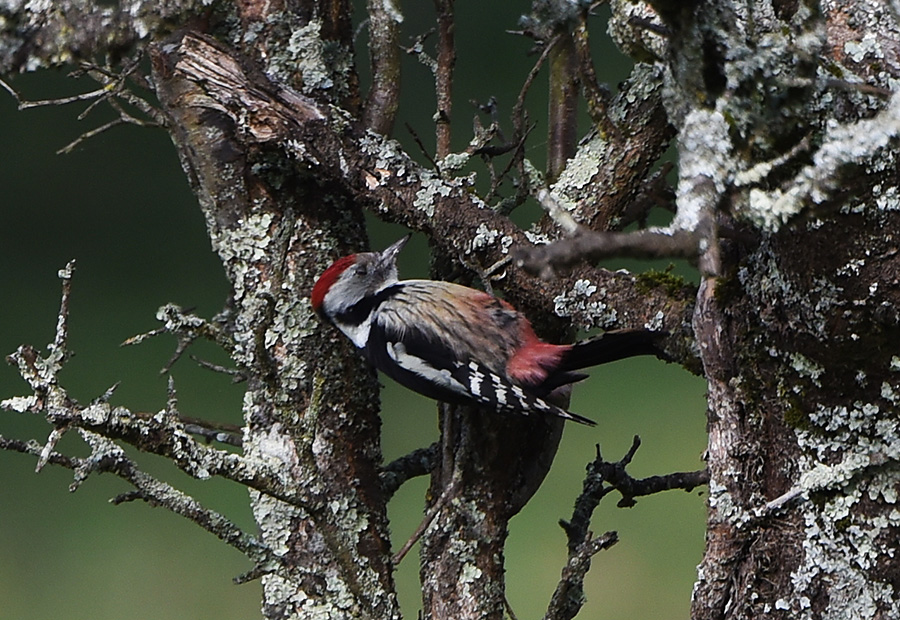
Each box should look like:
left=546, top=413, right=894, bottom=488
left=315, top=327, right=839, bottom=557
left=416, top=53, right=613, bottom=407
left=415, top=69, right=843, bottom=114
left=379, top=234, right=411, bottom=265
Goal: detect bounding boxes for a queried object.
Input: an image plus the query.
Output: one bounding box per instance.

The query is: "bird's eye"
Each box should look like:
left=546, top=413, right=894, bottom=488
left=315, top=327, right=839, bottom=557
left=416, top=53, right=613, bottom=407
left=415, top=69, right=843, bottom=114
left=354, top=265, right=369, bottom=276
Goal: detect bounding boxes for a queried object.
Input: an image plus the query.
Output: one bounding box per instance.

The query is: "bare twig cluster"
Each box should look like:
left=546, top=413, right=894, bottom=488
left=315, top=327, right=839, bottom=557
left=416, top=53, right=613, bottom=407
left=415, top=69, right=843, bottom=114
left=0, top=55, right=163, bottom=153
left=544, top=436, right=708, bottom=620
left=0, top=265, right=292, bottom=582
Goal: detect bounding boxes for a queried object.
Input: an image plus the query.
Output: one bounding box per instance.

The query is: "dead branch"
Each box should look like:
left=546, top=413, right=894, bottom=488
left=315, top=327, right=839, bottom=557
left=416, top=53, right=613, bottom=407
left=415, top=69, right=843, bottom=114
left=562, top=436, right=708, bottom=551
left=0, top=266, right=306, bottom=509
left=544, top=531, right=618, bottom=620
left=380, top=442, right=439, bottom=498
left=122, top=303, right=235, bottom=373
left=515, top=228, right=702, bottom=278
left=0, top=56, right=163, bottom=154
left=363, top=0, right=402, bottom=134
left=543, top=436, right=706, bottom=619
left=434, top=0, right=456, bottom=160
left=0, top=431, right=273, bottom=573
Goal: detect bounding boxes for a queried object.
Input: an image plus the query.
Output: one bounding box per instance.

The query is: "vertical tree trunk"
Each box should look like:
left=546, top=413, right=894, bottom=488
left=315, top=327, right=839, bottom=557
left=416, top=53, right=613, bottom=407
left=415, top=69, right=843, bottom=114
left=662, top=1, right=900, bottom=617
left=151, top=11, right=401, bottom=618
left=419, top=408, right=564, bottom=620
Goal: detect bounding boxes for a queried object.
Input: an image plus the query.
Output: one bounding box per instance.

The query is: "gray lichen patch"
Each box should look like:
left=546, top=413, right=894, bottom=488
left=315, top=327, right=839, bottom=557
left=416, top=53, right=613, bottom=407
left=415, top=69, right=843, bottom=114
left=552, top=278, right=619, bottom=329
left=768, top=389, right=900, bottom=619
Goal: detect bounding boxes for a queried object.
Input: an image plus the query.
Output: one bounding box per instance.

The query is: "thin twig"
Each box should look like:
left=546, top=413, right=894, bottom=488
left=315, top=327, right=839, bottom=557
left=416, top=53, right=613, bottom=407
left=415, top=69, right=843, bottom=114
left=512, top=34, right=561, bottom=139
left=510, top=34, right=561, bottom=207
left=1, top=271, right=297, bottom=507
left=0, top=76, right=109, bottom=109
left=190, top=354, right=247, bottom=383
left=403, top=28, right=438, bottom=74
left=391, top=481, right=455, bottom=565
left=405, top=122, right=439, bottom=170
left=122, top=303, right=234, bottom=373
left=0, top=55, right=164, bottom=155
left=547, top=32, right=578, bottom=182
left=573, top=10, right=616, bottom=136
left=2, top=431, right=273, bottom=570
left=52, top=260, right=76, bottom=357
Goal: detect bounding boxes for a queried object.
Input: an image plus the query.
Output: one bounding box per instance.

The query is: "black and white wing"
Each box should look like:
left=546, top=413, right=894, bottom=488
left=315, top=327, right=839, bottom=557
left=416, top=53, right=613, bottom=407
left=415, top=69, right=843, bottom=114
left=364, top=305, right=595, bottom=426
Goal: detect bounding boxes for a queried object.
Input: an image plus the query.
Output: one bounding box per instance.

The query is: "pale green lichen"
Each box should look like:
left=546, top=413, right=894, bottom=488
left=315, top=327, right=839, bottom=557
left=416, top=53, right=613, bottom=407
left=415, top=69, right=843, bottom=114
left=552, top=279, right=619, bottom=329
left=778, top=399, right=900, bottom=619
left=0, top=395, right=38, bottom=413
left=358, top=132, right=411, bottom=180
left=327, top=496, right=370, bottom=538
left=844, top=32, right=883, bottom=64
left=438, top=152, right=470, bottom=174
left=413, top=173, right=453, bottom=217
left=467, top=223, right=513, bottom=256
left=552, top=136, right=605, bottom=193
left=673, top=109, right=731, bottom=232
left=747, top=93, right=900, bottom=232
left=643, top=310, right=665, bottom=331
left=523, top=230, right=552, bottom=246
left=521, top=159, right=545, bottom=193
left=880, top=382, right=899, bottom=404
left=707, top=477, right=753, bottom=528
left=285, top=20, right=333, bottom=90
left=459, top=562, right=482, bottom=584
left=789, top=353, right=825, bottom=387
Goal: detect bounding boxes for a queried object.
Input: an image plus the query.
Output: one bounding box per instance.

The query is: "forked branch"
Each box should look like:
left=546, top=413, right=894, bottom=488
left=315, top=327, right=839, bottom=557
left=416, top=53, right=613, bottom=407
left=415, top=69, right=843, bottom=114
left=545, top=436, right=708, bottom=620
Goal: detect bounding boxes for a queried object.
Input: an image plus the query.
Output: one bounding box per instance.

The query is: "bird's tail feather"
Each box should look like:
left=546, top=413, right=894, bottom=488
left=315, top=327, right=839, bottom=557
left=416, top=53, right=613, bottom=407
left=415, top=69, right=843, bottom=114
left=560, top=329, right=668, bottom=372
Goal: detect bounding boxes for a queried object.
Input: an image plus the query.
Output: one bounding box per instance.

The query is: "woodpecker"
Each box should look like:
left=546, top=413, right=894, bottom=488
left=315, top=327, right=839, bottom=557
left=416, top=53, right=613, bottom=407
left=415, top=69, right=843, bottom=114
left=311, top=236, right=665, bottom=426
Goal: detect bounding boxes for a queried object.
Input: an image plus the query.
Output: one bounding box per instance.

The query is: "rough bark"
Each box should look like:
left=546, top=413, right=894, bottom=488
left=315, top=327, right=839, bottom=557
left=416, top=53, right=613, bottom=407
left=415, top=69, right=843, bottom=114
left=3, top=0, right=900, bottom=619
left=648, top=2, right=900, bottom=618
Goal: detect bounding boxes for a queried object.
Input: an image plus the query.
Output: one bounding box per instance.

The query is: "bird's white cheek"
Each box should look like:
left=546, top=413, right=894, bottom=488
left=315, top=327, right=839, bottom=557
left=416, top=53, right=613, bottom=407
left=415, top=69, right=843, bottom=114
left=339, top=316, right=372, bottom=348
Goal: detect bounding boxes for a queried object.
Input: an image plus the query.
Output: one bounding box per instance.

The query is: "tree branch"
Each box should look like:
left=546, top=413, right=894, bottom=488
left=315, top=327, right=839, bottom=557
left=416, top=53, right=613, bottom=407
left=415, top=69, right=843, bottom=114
left=434, top=0, right=456, bottom=160
left=0, top=0, right=202, bottom=73
left=515, top=228, right=703, bottom=278
left=162, top=32, right=695, bottom=352
left=563, top=436, right=708, bottom=545
left=121, top=303, right=235, bottom=373
left=541, top=62, right=674, bottom=235
left=380, top=442, right=439, bottom=498
left=544, top=531, right=618, bottom=620
left=548, top=31, right=578, bottom=182
left=363, top=0, right=403, bottom=134
left=0, top=431, right=273, bottom=577
left=545, top=436, right=708, bottom=619
left=1, top=266, right=308, bottom=509
left=573, top=6, right=615, bottom=134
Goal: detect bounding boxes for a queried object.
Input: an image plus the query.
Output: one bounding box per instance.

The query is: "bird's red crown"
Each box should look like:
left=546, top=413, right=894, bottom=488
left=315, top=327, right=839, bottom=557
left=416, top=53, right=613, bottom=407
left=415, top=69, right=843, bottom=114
left=311, top=254, right=357, bottom=313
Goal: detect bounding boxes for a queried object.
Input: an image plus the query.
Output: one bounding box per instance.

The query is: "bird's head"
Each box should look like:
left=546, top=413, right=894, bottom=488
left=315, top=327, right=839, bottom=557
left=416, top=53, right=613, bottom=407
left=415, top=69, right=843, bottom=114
left=311, top=235, right=410, bottom=321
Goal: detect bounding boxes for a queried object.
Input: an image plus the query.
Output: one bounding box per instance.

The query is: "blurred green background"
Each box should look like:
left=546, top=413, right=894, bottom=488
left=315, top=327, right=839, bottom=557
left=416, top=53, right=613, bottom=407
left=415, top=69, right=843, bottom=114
left=0, top=3, right=706, bottom=619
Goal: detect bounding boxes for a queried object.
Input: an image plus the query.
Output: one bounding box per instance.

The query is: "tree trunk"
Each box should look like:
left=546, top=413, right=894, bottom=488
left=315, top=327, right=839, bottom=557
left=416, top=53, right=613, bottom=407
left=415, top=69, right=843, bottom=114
left=3, top=0, right=900, bottom=619
left=662, top=2, right=900, bottom=617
